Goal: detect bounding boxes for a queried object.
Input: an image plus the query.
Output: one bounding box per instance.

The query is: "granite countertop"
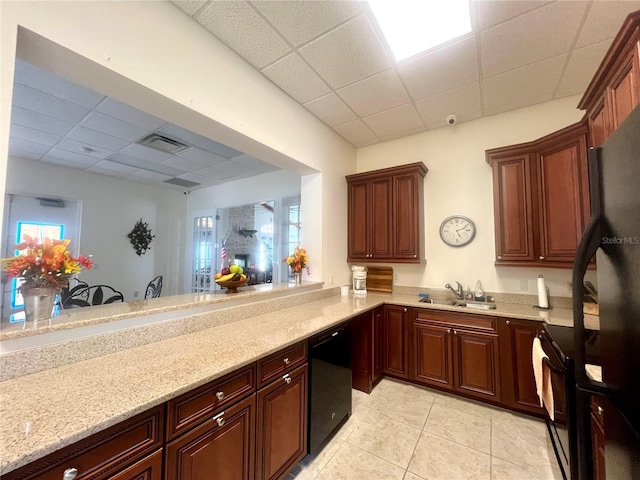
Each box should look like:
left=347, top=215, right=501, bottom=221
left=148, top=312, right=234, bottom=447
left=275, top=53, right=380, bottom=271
left=0, top=289, right=577, bottom=475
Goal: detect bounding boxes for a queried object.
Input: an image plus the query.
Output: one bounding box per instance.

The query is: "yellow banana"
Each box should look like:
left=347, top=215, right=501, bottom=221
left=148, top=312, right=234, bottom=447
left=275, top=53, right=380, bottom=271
left=216, top=273, right=236, bottom=283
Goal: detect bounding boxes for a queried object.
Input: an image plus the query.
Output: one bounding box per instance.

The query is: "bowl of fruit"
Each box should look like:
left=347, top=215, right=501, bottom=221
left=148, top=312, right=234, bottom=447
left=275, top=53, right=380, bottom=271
left=214, top=264, right=248, bottom=293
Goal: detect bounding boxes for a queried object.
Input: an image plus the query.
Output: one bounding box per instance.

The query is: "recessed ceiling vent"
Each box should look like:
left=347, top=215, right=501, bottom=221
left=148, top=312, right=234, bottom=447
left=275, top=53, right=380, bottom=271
left=163, top=178, right=201, bottom=188
left=37, top=197, right=65, bottom=208
left=138, top=133, right=191, bottom=154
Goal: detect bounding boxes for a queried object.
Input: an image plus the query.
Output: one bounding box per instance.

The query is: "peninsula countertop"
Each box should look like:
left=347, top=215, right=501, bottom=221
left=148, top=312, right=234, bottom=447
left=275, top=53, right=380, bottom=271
left=0, top=289, right=580, bottom=475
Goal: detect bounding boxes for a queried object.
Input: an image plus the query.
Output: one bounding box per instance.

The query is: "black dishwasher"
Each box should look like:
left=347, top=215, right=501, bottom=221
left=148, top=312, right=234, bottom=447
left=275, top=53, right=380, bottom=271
left=308, top=322, right=352, bottom=455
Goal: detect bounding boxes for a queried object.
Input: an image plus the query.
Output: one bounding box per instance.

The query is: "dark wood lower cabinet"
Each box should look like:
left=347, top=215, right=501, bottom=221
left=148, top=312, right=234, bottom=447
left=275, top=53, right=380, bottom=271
left=256, top=364, right=308, bottom=480
left=452, top=329, right=500, bottom=400
left=110, top=449, right=163, bottom=480
left=591, top=396, right=606, bottom=480
left=382, top=305, right=409, bottom=378
left=165, top=395, right=255, bottom=480
left=412, top=322, right=453, bottom=390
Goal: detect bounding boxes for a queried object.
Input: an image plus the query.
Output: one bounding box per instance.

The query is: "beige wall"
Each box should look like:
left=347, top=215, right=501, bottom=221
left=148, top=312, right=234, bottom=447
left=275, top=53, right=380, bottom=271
left=356, top=96, right=597, bottom=296
left=0, top=1, right=356, bottom=287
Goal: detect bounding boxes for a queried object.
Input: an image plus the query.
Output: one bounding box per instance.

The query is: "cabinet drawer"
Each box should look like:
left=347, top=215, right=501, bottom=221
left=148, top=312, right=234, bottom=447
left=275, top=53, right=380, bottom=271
left=166, top=364, right=255, bottom=441
left=257, top=341, right=307, bottom=388
left=6, top=405, right=164, bottom=480
left=414, top=310, right=497, bottom=333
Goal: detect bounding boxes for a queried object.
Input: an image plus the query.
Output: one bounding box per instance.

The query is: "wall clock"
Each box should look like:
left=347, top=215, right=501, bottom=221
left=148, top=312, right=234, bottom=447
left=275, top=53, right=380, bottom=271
left=439, top=215, right=476, bottom=247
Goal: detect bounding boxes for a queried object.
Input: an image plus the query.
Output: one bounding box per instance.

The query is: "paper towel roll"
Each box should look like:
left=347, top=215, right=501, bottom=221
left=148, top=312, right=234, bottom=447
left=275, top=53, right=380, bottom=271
left=537, top=275, right=549, bottom=308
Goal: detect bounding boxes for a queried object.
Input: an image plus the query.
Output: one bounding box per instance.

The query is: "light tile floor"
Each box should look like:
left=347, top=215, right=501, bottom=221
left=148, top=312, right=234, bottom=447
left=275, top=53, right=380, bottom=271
left=290, top=378, right=563, bottom=480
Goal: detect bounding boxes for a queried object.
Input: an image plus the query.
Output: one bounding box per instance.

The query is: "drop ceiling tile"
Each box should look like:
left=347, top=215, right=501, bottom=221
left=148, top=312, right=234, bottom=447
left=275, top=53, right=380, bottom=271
left=559, top=40, right=611, bottom=91
left=333, top=119, right=379, bottom=148
left=8, top=138, right=50, bottom=156
left=476, top=1, right=552, bottom=30
left=415, top=83, right=482, bottom=126
left=120, top=143, right=174, bottom=163
left=7, top=147, right=42, bottom=162
left=45, top=148, right=101, bottom=167
left=481, top=1, right=587, bottom=77
left=179, top=148, right=228, bottom=166
left=303, top=93, right=357, bottom=126
left=110, top=153, right=183, bottom=176
left=214, top=161, right=252, bottom=175
left=161, top=156, right=205, bottom=173
left=12, top=84, right=90, bottom=123
left=66, top=126, right=130, bottom=151
left=337, top=70, right=410, bottom=117
left=96, top=98, right=166, bottom=130
left=261, top=52, right=331, bottom=103
left=555, top=84, right=587, bottom=99
left=54, top=138, right=113, bottom=159
left=10, top=106, right=73, bottom=136
left=251, top=0, right=362, bottom=47
left=362, top=103, right=424, bottom=138
left=171, top=0, right=208, bottom=16
left=196, top=1, right=291, bottom=69
left=483, top=93, right=553, bottom=117
left=234, top=154, right=273, bottom=170
left=85, top=166, right=127, bottom=178
left=181, top=167, right=234, bottom=182
left=299, top=15, right=391, bottom=89
left=10, top=124, right=60, bottom=146
left=483, top=54, right=566, bottom=110
left=41, top=156, right=89, bottom=171
left=80, top=112, right=148, bottom=142
left=130, top=169, right=174, bottom=182
left=576, top=1, right=640, bottom=48
left=398, top=35, right=478, bottom=100
left=13, top=59, right=104, bottom=108
left=379, top=126, right=426, bottom=143
left=88, top=160, right=140, bottom=175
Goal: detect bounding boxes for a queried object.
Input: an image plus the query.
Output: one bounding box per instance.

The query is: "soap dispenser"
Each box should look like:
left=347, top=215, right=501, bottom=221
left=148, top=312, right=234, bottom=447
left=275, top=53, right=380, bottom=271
left=474, top=280, right=485, bottom=302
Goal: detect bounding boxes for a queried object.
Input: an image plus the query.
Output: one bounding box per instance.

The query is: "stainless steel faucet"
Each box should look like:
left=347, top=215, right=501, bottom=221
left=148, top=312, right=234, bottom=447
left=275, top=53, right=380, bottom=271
left=445, top=281, right=465, bottom=300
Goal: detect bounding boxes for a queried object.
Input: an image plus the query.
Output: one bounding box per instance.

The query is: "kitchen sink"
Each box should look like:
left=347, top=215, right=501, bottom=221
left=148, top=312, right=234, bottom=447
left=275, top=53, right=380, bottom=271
left=428, top=299, right=457, bottom=306
left=427, top=299, right=496, bottom=310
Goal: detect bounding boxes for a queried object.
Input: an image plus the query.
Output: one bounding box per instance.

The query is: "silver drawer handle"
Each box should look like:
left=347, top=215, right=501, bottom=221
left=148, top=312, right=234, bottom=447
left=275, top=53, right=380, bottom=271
left=453, top=330, right=458, bottom=335
left=597, top=405, right=604, bottom=415
left=216, top=391, right=224, bottom=400
left=447, top=329, right=451, bottom=334
left=63, top=468, right=78, bottom=480
left=213, top=411, right=225, bottom=427
left=539, top=256, right=545, bottom=260
left=284, top=374, right=292, bottom=384
left=283, top=357, right=290, bottom=365
left=506, top=320, right=511, bottom=326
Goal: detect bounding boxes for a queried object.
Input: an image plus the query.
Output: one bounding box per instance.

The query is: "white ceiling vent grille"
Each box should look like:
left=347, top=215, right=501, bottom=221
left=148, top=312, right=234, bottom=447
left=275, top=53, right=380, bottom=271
left=138, top=133, right=191, bottom=154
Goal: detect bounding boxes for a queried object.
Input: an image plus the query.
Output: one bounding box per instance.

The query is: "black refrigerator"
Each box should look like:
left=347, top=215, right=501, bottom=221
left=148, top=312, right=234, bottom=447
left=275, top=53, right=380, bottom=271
left=573, top=104, right=640, bottom=479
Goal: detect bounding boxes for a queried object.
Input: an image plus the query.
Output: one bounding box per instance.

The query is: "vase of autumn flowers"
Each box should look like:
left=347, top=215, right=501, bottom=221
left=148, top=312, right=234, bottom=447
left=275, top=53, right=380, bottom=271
left=283, top=247, right=309, bottom=286
left=2, top=235, right=93, bottom=323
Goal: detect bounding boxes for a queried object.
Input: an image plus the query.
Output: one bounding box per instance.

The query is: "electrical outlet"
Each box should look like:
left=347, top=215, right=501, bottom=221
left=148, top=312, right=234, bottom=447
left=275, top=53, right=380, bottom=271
left=394, top=273, right=399, bottom=282
left=329, top=274, right=334, bottom=285
left=134, top=291, right=139, bottom=298
left=566, top=281, right=573, bottom=293
left=519, top=279, right=528, bottom=291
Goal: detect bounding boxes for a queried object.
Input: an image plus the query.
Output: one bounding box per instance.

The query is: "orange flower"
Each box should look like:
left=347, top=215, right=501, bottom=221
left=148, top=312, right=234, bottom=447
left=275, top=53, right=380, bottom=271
left=283, top=247, right=310, bottom=275
left=2, top=235, right=93, bottom=290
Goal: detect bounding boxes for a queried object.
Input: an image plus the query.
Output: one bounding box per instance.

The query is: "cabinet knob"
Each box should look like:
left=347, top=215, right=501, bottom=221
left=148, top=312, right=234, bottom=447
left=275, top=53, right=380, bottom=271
left=216, top=391, right=224, bottom=400
left=413, top=254, right=417, bottom=258
left=283, top=374, right=292, bottom=384
left=497, top=256, right=502, bottom=260
left=403, top=308, right=408, bottom=313
left=506, top=320, right=511, bottom=326
left=283, top=357, right=290, bottom=365
left=453, top=330, right=458, bottom=335
left=539, top=256, right=545, bottom=260
left=63, top=468, right=78, bottom=480
left=597, top=405, right=604, bottom=416
left=447, top=329, right=451, bottom=334
left=213, top=411, right=225, bottom=427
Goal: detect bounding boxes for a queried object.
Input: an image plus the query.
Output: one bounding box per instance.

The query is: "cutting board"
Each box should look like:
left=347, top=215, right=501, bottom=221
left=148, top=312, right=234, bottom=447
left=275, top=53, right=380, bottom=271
left=366, top=266, right=393, bottom=293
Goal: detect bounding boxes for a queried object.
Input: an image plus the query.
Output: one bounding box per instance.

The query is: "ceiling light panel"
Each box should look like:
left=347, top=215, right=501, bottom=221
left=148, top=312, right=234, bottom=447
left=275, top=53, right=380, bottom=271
left=368, top=0, right=472, bottom=62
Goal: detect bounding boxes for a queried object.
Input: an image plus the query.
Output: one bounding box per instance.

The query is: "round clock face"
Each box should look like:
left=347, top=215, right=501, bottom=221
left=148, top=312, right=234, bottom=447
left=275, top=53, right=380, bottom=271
left=439, top=215, right=476, bottom=247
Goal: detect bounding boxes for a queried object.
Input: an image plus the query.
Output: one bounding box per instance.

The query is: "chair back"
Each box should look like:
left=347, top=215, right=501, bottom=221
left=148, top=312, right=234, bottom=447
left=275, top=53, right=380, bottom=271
left=62, top=284, right=124, bottom=308
left=145, top=275, right=163, bottom=299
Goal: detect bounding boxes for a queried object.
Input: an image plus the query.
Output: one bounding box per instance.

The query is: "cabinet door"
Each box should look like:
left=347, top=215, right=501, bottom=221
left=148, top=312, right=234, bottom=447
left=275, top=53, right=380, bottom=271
left=165, top=395, right=255, bottom=480
left=351, top=311, right=374, bottom=393
left=591, top=396, right=606, bottom=480
left=499, top=319, right=543, bottom=414
left=373, top=307, right=384, bottom=384
left=383, top=305, right=409, bottom=378
left=492, top=154, right=536, bottom=263
left=537, top=132, right=590, bottom=265
left=347, top=180, right=369, bottom=261
left=256, top=364, right=308, bottom=480
left=393, top=172, right=421, bottom=261
left=588, top=98, right=612, bottom=147
left=111, top=450, right=163, bottom=480
left=413, top=322, right=453, bottom=390
left=609, top=52, right=639, bottom=130
left=453, top=329, right=500, bottom=401
left=370, top=177, right=393, bottom=260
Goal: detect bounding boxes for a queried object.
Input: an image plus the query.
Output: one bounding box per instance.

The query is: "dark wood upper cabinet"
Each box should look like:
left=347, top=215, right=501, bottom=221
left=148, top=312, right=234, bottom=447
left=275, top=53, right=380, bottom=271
left=346, top=162, right=427, bottom=263
left=487, top=121, right=590, bottom=268
left=579, top=10, right=640, bottom=146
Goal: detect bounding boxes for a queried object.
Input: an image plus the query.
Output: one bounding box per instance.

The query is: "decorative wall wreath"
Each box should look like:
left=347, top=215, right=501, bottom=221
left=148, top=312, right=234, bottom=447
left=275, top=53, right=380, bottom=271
left=128, top=219, right=154, bottom=256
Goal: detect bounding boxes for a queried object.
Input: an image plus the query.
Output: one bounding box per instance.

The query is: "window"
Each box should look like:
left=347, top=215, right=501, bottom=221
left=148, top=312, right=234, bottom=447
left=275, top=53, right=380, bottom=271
left=191, top=215, right=214, bottom=293
left=282, top=196, right=302, bottom=280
